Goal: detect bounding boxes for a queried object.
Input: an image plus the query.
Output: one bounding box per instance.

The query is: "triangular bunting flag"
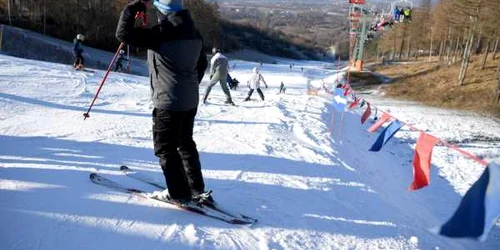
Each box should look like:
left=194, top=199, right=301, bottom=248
left=437, top=163, right=500, bottom=241
left=367, top=113, right=390, bottom=132
left=349, top=97, right=360, bottom=109
left=333, top=88, right=347, bottom=112
left=344, top=87, right=351, bottom=96
left=369, top=120, right=404, bottom=152
left=409, top=133, right=439, bottom=191
left=361, top=102, right=371, bottom=124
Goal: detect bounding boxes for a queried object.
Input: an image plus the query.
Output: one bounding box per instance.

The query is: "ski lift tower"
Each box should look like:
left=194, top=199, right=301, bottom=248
left=348, top=0, right=367, bottom=71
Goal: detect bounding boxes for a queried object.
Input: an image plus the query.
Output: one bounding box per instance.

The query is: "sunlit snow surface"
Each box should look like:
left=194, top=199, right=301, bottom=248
left=1, top=54, right=499, bottom=250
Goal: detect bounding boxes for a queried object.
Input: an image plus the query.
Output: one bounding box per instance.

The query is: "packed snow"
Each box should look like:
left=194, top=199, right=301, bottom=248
left=0, top=53, right=499, bottom=250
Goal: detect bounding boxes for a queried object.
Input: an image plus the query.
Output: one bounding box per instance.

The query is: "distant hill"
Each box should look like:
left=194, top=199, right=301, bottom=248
left=221, top=21, right=332, bottom=61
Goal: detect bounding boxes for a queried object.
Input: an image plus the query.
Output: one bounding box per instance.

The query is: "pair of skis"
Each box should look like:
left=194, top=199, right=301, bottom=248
left=89, top=166, right=257, bottom=225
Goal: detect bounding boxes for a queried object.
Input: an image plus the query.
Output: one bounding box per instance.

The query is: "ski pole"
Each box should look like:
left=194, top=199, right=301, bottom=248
left=126, top=45, right=131, bottom=73
left=83, top=42, right=125, bottom=120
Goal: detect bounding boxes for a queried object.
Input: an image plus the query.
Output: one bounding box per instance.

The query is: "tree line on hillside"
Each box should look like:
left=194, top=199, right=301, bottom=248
left=0, top=0, right=222, bottom=53
left=365, top=0, right=500, bottom=86
left=0, top=0, right=334, bottom=60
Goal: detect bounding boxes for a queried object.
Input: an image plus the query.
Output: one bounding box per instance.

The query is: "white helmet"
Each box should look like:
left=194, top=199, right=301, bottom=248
left=76, top=34, right=85, bottom=41
left=119, top=50, right=125, bottom=54
left=252, top=67, right=259, bottom=74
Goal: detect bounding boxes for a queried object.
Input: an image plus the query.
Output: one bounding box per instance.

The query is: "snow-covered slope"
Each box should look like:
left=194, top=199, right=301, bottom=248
left=0, top=54, right=499, bottom=249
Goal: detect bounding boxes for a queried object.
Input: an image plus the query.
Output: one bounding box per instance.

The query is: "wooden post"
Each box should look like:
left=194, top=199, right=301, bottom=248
left=458, top=29, right=475, bottom=86
left=445, top=27, right=452, bottom=62
left=438, top=39, right=444, bottom=61
left=43, top=0, right=46, bottom=35
left=7, top=0, right=12, bottom=26
left=429, top=27, right=433, bottom=62
left=493, top=37, right=499, bottom=60
left=406, top=35, right=411, bottom=59
left=481, top=39, right=490, bottom=70
left=398, top=24, right=406, bottom=60
left=452, top=35, right=460, bottom=63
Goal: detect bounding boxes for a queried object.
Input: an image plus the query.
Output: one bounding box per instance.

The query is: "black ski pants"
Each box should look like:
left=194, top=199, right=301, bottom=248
left=114, top=62, right=123, bottom=72
left=73, top=53, right=84, bottom=67
left=153, top=108, right=205, bottom=200
left=246, top=88, right=264, bottom=100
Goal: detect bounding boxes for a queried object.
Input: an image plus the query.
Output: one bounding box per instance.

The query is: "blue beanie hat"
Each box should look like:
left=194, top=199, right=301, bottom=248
left=154, top=0, right=183, bottom=14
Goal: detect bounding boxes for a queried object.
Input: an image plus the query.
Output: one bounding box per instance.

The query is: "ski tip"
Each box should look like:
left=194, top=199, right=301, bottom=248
left=231, top=219, right=255, bottom=225
left=89, top=173, right=99, bottom=180
left=241, top=215, right=258, bottom=223
left=120, top=165, right=129, bottom=171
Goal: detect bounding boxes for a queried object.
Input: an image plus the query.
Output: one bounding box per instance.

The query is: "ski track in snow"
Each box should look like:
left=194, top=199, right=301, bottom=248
left=0, top=54, right=499, bottom=250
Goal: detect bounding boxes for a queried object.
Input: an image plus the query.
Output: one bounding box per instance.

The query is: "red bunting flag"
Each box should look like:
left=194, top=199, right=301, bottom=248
left=361, top=102, right=371, bottom=124
left=409, top=133, right=440, bottom=191
left=367, top=113, right=391, bottom=132
left=349, top=97, right=360, bottom=109
left=344, top=87, right=351, bottom=96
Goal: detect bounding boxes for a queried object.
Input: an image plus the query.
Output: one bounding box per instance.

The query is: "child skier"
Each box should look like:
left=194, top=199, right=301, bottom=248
left=279, top=81, right=286, bottom=94
left=244, top=67, right=268, bottom=101
left=73, top=34, right=85, bottom=70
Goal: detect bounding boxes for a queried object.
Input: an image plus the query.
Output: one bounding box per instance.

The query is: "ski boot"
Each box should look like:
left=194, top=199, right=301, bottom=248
left=150, top=189, right=193, bottom=206
left=192, top=190, right=215, bottom=205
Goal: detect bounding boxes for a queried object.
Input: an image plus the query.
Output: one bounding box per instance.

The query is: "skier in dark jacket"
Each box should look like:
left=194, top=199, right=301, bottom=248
left=278, top=81, right=286, bottom=94
left=73, top=34, right=85, bottom=70
left=116, top=0, right=210, bottom=205
left=227, top=73, right=239, bottom=90
left=226, top=74, right=233, bottom=89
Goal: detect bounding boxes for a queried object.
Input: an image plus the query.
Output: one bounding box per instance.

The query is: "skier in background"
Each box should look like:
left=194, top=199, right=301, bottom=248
left=73, top=34, right=85, bottom=70
left=244, top=67, right=268, bottom=101
left=403, top=7, right=412, bottom=22
left=278, top=81, right=286, bottom=94
left=227, top=73, right=239, bottom=90
left=202, top=47, right=234, bottom=105
left=114, top=50, right=129, bottom=72
left=393, top=7, right=401, bottom=22
left=226, top=73, right=233, bottom=89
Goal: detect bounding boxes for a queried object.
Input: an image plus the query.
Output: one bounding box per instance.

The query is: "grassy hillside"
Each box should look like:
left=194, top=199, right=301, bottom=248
left=371, top=56, right=500, bottom=118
